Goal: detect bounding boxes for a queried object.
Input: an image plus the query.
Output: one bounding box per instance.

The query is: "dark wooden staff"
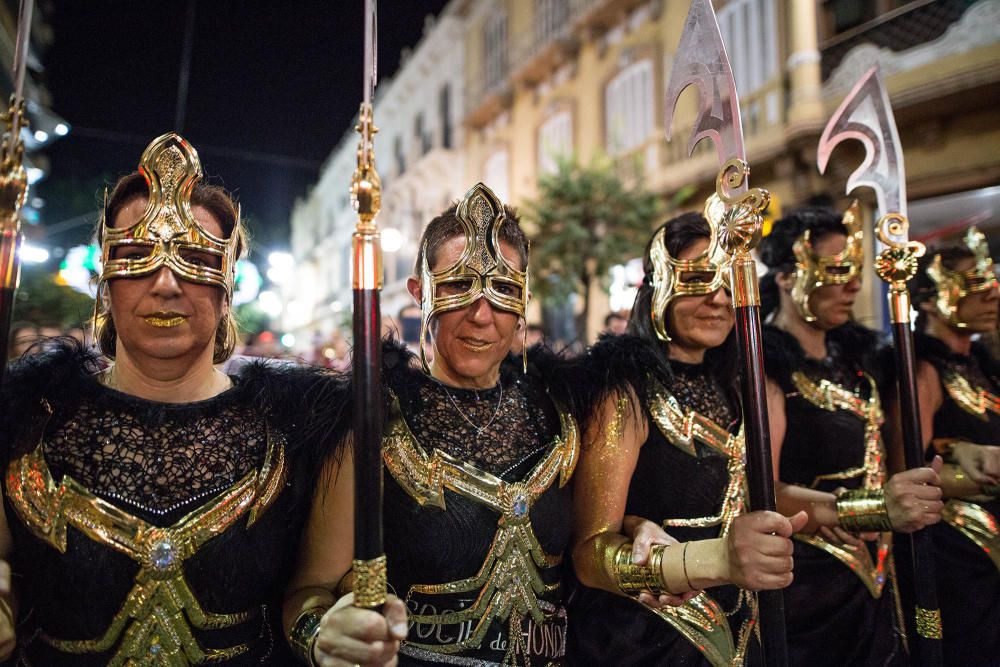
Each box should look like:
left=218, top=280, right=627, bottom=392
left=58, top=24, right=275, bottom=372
left=350, top=0, right=386, bottom=611
left=818, top=65, right=942, bottom=665
left=663, top=1, right=788, bottom=663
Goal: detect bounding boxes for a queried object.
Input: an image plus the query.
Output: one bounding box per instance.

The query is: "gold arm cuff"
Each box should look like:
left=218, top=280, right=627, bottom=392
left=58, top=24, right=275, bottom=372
left=613, top=542, right=669, bottom=596
left=288, top=606, right=326, bottom=666
left=352, top=554, right=388, bottom=608
left=915, top=606, right=943, bottom=639
left=837, top=489, right=893, bottom=532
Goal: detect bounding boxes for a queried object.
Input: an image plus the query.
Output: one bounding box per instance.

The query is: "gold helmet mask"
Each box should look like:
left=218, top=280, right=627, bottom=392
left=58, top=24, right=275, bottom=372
left=927, top=226, right=999, bottom=328
left=419, top=182, right=529, bottom=371
left=790, top=201, right=864, bottom=323
left=649, top=196, right=731, bottom=342
left=97, top=133, right=240, bottom=294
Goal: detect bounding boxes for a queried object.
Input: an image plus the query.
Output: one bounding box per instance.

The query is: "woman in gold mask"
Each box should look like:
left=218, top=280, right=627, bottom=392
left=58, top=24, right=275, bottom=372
left=898, top=227, right=1000, bottom=665
left=759, top=205, right=943, bottom=666
left=0, top=133, right=370, bottom=666
left=285, top=183, right=581, bottom=666
left=568, top=211, right=806, bottom=666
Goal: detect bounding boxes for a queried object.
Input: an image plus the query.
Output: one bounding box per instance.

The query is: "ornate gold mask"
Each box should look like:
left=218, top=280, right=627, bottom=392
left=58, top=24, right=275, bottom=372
left=98, top=133, right=240, bottom=295
left=791, top=202, right=864, bottom=323
left=649, top=197, right=730, bottom=342
left=927, top=226, right=998, bottom=328
left=419, top=182, right=528, bottom=369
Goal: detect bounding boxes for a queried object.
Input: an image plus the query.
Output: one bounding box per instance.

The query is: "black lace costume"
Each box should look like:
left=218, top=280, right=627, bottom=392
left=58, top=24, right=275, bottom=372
left=914, top=333, right=1000, bottom=666
left=568, top=335, right=758, bottom=667
left=763, top=324, right=905, bottom=667
left=0, top=342, right=347, bottom=666
left=379, top=342, right=577, bottom=667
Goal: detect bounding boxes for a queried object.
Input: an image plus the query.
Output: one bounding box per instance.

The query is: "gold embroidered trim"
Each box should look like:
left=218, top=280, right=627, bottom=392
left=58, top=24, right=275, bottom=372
left=382, top=392, right=578, bottom=663
left=639, top=590, right=758, bottom=667
left=647, top=378, right=747, bottom=538
left=646, top=377, right=755, bottom=665
left=942, top=499, right=1000, bottom=571
left=790, top=371, right=892, bottom=597
left=942, top=370, right=1000, bottom=422
left=5, top=408, right=287, bottom=666
left=915, top=606, right=943, bottom=639
left=790, top=371, right=885, bottom=490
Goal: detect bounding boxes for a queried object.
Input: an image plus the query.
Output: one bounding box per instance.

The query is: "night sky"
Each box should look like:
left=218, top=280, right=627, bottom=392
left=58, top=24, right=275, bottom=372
left=35, top=0, right=449, bottom=256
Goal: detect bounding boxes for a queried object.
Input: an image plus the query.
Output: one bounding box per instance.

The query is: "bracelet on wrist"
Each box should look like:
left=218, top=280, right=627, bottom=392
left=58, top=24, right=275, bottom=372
left=288, top=606, right=327, bottom=666
left=613, top=542, right=670, bottom=596
left=836, top=488, right=893, bottom=532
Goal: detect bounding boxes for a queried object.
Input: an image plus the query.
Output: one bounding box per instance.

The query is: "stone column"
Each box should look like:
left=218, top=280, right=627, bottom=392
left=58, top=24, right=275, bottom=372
left=786, top=0, right=825, bottom=134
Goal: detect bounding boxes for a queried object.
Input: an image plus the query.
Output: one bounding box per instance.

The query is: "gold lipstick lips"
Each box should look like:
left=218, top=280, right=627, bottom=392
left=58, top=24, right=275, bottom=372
left=144, top=313, right=187, bottom=328
left=460, top=338, right=494, bottom=352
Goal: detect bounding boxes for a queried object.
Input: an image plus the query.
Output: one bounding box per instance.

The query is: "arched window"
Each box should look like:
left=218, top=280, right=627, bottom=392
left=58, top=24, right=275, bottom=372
left=538, top=110, right=573, bottom=176
left=605, top=60, right=653, bottom=156
left=483, top=151, right=510, bottom=202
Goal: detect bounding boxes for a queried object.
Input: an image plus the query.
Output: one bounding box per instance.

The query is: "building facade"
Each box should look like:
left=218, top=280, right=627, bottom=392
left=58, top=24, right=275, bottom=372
left=459, top=0, right=1000, bottom=336
left=284, top=6, right=468, bottom=342
left=288, top=0, right=1000, bottom=343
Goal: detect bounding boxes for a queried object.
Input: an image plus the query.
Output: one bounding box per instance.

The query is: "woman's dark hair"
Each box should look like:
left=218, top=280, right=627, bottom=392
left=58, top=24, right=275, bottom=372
left=96, top=171, right=246, bottom=363
left=910, top=239, right=976, bottom=332
left=628, top=211, right=738, bottom=391
left=757, top=206, right=847, bottom=320
left=413, top=202, right=529, bottom=274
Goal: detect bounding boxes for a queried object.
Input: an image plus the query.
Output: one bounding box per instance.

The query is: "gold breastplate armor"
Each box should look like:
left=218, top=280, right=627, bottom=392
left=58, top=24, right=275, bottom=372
left=790, top=371, right=891, bottom=598
left=645, top=378, right=756, bottom=667
left=938, top=369, right=1000, bottom=569
left=942, top=369, right=1000, bottom=421
left=382, top=393, right=577, bottom=665
left=5, top=404, right=287, bottom=666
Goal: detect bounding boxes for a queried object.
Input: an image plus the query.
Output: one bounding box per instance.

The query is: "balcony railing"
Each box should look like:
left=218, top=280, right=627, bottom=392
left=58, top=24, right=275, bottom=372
left=464, top=0, right=648, bottom=126
left=820, top=0, right=973, bottom=80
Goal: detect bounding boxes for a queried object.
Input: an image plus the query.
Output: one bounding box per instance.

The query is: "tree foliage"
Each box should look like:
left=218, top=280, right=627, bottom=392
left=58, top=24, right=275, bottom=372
left=523, top=156, right=661, bottom=335
left=12, top=264, right=94, bottom=329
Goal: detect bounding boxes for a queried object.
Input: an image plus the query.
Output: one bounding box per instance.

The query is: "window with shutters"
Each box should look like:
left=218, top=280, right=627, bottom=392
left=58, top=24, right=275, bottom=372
left=605, top=60, right=653, bottom=156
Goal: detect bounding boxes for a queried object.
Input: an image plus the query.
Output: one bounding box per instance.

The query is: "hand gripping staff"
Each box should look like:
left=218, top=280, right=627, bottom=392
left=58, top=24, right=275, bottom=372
left=663, top=1, right=784, bottom=665
left=818, top=65, right=943, bottom=666
left=0, top=0, right=33, bottom=384
left=351, top=0, right=387, bottom=612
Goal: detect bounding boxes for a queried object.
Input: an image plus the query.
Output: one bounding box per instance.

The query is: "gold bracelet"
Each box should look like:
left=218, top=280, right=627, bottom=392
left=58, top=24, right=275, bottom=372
left=613, top=542, right=669, bottom=595
left=681, top=542, right=693, bottom=590
left=288, top=606, right=326, bottom=666
left=836, top=488, right=893, bottom=532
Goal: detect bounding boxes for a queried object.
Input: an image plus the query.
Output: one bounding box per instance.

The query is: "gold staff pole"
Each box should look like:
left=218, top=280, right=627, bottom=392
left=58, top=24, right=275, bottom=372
left=0, top=0, right=34, bottom=380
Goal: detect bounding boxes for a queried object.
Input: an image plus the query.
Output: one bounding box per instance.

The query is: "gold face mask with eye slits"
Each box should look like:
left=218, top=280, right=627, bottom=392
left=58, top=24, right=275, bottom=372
left=791, top=202, right=864, bottom=323
left=927, top=226, right=999, bottom=328
left=419, top=182, right=528, bottom=369
left=98, top=133, right=241, bottom=295
left=649, top=197, right=731, bottom=342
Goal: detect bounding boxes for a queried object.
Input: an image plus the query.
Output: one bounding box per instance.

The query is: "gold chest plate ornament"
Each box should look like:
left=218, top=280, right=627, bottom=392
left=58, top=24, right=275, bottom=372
left=382, top=392, right=577, bottom=665
left=790, top=372, right=892, bottom=598
left=5, top=405, right=287, bottom=666
left=644, top=378, right=757, bottom=667
left=939, top=367, right=1000, bottom=568
left=942, top=369, right=1000, bottom=422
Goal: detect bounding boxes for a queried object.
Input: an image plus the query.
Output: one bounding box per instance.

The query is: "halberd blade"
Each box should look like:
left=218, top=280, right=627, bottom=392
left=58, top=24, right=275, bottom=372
left=817, top=65, right=906, bottom=219
left=664, top=0, right=744, bottom=169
